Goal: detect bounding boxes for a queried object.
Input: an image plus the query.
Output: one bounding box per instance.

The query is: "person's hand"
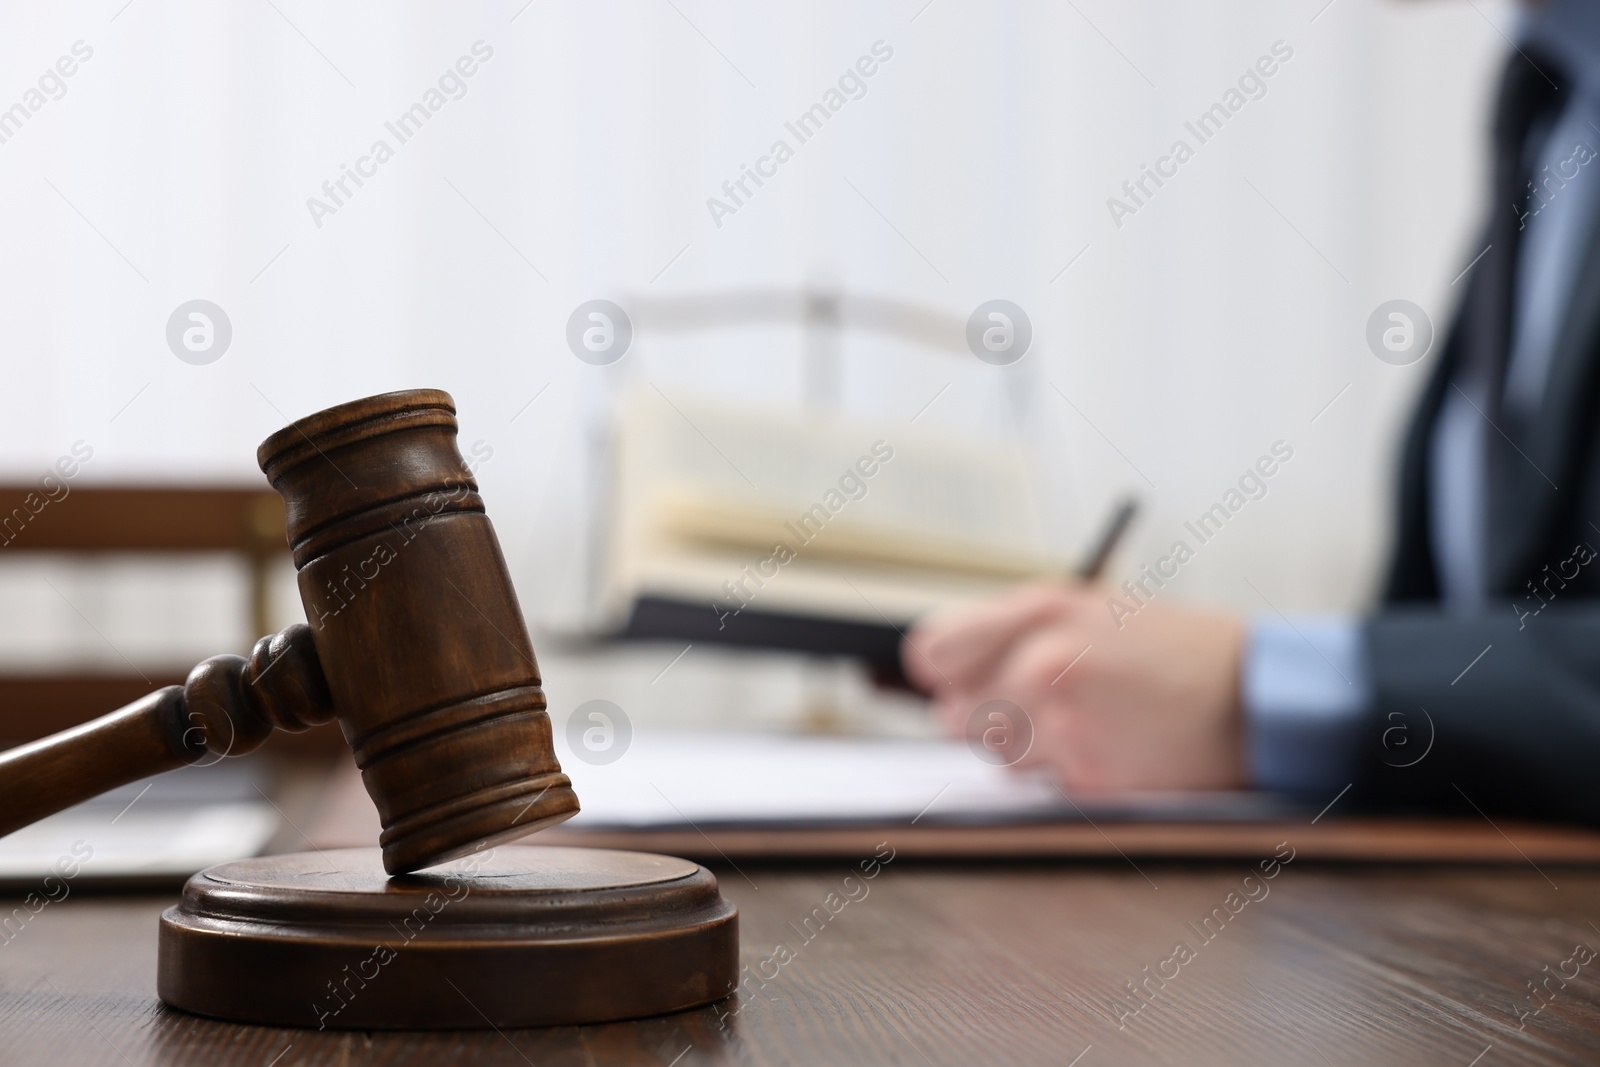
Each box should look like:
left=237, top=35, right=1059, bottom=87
left=903, top=582, right=1247, bottom=792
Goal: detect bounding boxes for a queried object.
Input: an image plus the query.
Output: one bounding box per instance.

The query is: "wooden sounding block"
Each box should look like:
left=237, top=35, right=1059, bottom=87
left=159, top=846, right=737, bottom=1029
left=0, top=389, right=739, bottom=1029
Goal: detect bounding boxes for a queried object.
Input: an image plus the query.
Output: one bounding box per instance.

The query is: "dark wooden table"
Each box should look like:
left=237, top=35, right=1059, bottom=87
left=4, top=859, right=1598, bottom=1066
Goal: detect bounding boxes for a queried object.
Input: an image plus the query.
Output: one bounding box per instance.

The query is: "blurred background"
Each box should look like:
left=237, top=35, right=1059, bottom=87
left=0, top=0, right=1511, bottom=808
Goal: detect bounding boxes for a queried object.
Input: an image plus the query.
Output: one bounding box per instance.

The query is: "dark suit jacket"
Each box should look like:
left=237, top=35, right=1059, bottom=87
left=1357, top=217, right=1600, bottom=824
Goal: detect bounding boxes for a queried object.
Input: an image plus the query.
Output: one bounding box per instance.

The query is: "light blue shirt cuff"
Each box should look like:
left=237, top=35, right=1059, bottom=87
left=1243, top=615, right=1370, bottom=796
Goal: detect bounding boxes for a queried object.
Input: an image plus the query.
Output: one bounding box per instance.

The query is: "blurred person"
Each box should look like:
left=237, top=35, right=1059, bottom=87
left=905, top=0, right=1600, bottom=824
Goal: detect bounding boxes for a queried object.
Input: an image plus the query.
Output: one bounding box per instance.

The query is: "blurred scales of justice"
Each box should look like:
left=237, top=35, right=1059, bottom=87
left=0, top=292, right=1280, bottom=884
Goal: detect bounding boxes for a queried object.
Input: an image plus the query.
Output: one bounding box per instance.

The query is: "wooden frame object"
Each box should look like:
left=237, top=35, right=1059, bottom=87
left=0, top=484, right=293, bottom=746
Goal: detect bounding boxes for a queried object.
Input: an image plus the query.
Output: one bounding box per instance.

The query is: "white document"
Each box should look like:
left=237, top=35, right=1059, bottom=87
left=0, top=764, right=280, bottom=885
left=0, top=803, right=279, bottom=882
left=559, top=731, right=1288, bottom=828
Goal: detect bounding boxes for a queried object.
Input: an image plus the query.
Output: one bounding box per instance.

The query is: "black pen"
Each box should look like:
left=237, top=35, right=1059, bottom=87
left=1075, top=497, right=1139, bottom=581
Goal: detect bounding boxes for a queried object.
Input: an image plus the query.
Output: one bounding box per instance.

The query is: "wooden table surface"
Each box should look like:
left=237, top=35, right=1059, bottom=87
left=4, top=857, right=1598, bottom=1066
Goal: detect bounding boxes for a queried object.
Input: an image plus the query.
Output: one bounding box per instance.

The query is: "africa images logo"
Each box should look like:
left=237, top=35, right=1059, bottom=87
left=1366, top=299, right=1433, bottom=366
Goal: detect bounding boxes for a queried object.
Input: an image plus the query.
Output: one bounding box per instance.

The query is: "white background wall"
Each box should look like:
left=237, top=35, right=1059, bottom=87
left=0, top=0, right=1511, bottom=718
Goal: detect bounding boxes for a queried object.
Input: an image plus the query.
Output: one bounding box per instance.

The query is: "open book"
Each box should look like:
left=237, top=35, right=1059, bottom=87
left=601, top=389, right=1061, bottom=675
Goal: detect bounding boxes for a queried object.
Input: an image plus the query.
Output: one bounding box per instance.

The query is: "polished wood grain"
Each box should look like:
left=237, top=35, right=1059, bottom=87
left=545, top=816, right=1600, bottom=864
left=158, top=846, right=738, bottom=1029
left=256, top=389, right=578, bottom=875
left=3, top=862, right=1597, bottom=1066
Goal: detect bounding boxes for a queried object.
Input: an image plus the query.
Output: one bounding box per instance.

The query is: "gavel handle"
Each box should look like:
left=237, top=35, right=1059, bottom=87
left=0, top=687, right=191, bottom=840
left=0, top=624, right=334, bottom=842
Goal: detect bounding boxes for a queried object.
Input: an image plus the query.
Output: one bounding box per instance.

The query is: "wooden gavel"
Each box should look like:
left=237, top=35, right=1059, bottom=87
left=0, top=389, right=579, bottom=874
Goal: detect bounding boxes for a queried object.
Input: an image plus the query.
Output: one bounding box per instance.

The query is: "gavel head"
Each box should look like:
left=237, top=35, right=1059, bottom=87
left=255, top=389, right=579, bottom=874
